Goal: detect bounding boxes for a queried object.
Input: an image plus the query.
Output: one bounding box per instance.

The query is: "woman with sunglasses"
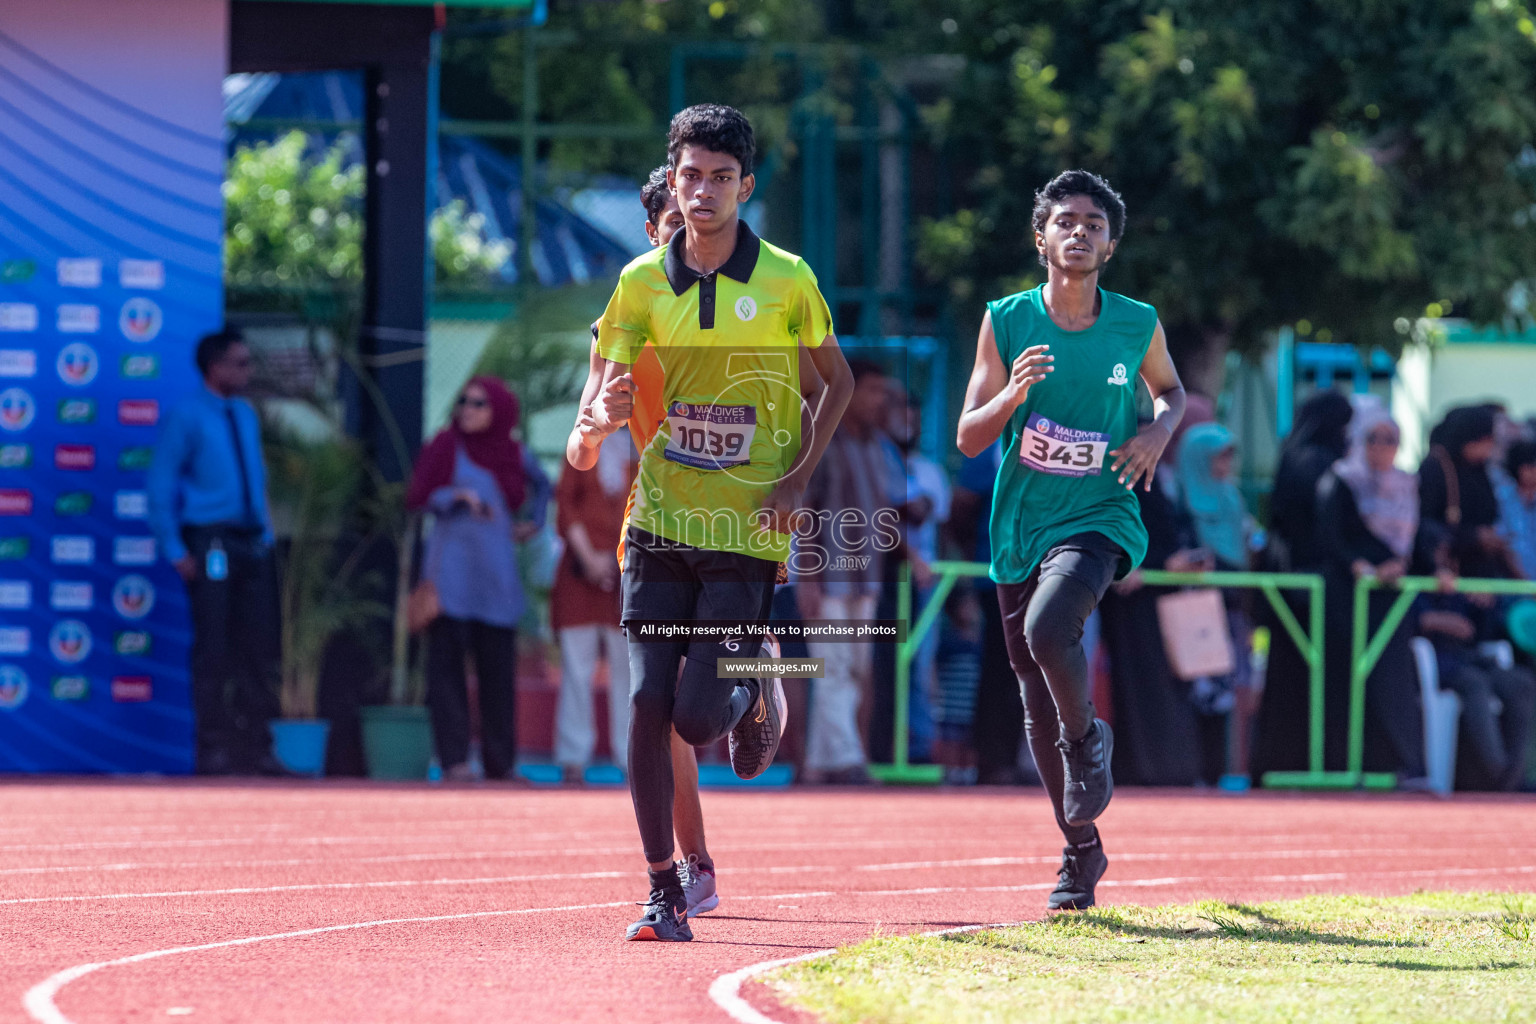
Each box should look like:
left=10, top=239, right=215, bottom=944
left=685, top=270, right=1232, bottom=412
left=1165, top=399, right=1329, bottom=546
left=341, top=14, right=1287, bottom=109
left=407, top=376, right=550, bottom=781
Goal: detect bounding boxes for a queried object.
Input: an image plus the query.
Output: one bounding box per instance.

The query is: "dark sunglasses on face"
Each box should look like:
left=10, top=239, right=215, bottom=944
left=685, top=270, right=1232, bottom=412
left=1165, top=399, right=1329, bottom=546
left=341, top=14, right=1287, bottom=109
left=456, top=395, right=489, bottom=409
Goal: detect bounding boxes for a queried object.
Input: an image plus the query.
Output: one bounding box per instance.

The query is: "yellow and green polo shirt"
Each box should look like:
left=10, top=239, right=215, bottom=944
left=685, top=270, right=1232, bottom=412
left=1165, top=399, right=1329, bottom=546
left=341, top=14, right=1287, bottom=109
left=596, top=220, right=832, bottom=562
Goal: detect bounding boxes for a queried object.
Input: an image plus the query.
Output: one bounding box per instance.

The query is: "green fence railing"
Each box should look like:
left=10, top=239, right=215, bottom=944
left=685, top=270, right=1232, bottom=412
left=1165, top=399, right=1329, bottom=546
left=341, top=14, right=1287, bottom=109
left=874, top=561, right=1330, bottom=788
left=1336, top=574, right=1536, bottom=790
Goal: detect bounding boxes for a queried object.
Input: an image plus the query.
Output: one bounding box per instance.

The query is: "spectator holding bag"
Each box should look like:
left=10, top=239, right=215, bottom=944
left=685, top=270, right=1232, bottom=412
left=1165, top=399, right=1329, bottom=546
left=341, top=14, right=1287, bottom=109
left=406, top=376, right=549, bottom=782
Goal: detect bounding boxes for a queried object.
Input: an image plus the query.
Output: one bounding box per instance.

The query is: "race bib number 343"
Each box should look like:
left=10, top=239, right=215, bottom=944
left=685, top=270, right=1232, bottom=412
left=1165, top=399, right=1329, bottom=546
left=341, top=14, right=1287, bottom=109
left=664, top=402, right=757, bottom=470
left=1019, top=412, right=1109, bottom=477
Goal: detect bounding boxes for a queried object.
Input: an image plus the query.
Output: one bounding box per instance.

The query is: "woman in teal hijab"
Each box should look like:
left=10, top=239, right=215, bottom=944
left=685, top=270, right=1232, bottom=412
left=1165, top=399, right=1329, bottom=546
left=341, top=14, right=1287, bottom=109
left=1177, top=423, right=1253, bottom=570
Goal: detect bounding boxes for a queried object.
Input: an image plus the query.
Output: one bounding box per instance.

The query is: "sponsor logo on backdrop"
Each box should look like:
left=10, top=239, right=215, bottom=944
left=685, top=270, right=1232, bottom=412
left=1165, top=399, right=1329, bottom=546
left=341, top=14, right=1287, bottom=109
left=52, top=676, right=90, bottom=701
left=120, top=354, right=160, bottom=379
left=111, top=676, right=152, bottom=702
left=51, top=581, right=93, bottom=611
left=112, top=575, right=155, bottom=619
left=57, top=305, right=100, bottom=334
left=0, top=350, right=37, bottom=378
left=57, top=258, right=102, bottom=288
left=0, top=303, right=39, bottom=332
left=117, top=446, right=153, bottom=471
left=49, top=620, right=92, bottom=664
left=0, top=536, right=28, bottom=559
left=51, top=536, right=94, bottom=564
left=55, top=491, right=93, bottom=516
left=119, top=260, right=164, bottom=290
left=1, top=260, right=36, bottom=284
left=114, top=491, right=149, bottom=519
left=57, top=343, right=99, bottom=386
left=0, top=490, right=32, bottom=515
left=115, top=631, right=152, bottom=656
left=0, top=627, right=28, bottom=655
left=119, top=298, right=162, bottom=342
left=0, top=580, right=33, bottom=609
left=0, top=388, right=36, bottom=431
left=113, top=537, right=156, bottom=565
left=0, top=444, right=30, bottom=469
left=55, top=444, right=96, bottom=470
left=0, top=665, right=29, bottom=709
left=57, top=398, right=96, bottom=424
left=117, top=399, right=159, bottom=426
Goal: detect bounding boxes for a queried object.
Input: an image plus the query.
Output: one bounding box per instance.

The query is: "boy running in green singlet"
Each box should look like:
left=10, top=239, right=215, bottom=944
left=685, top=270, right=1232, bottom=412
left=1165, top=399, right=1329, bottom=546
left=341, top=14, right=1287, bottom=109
left=957, top=170, right=1186, bottom=911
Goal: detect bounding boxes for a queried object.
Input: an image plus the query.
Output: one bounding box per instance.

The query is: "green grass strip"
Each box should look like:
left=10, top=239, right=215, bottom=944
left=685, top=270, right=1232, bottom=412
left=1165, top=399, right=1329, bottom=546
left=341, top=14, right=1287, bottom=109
left=770, top=892, right=1536, bottom=1024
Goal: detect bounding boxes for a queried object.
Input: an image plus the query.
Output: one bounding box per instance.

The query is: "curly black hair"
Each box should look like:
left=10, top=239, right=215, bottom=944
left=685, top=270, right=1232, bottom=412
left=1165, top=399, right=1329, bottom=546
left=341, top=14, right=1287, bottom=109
left=639, top=165, right=670, bottom=225
left=1031, top=169, right=1127, bottom=262
left=667, top=104, right=755, bottom=178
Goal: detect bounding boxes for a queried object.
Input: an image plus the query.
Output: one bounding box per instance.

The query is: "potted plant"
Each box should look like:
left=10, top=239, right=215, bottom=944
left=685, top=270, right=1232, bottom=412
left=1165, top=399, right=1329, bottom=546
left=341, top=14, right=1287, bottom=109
left=267, top=431, right=392, bottom=776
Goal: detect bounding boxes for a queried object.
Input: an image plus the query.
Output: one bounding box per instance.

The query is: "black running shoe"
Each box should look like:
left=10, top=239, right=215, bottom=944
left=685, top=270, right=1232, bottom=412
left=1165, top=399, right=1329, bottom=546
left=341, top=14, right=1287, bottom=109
left=1048, top=836, right=1108, bottom=911
left=729, top=634, right=786, bottom=780
left=625, top=884, right=693, bottom=942
left=1058, top=718, right=1114, bottom=826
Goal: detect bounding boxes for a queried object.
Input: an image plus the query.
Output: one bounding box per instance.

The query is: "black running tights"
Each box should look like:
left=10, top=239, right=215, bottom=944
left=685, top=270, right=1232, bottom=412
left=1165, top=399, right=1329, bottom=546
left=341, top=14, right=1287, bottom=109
left=998, top=572, right=1102, bottom=846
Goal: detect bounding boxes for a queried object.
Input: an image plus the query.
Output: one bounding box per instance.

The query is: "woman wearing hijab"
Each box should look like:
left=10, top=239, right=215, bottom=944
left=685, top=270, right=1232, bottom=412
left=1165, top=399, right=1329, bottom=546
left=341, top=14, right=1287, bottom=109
left=1251, top=390, right=1353, bottom=777
left=551, top=430, right=637, bottom=780
left=1176, top=423, right=1258, bottom=782
left=1313, top=405, right=1428, bottom=780
left=407, top=376, right=550, bottom=782
left=1421, top=405, right=1518, bottom=581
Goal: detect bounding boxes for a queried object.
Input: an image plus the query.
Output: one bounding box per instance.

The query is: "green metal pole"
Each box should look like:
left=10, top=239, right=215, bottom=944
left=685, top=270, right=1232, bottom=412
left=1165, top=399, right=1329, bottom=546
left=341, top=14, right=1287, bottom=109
left=518, top=25, right=537, bottom=285
left=1348, top=575, right=1370, bottom=783
left=1308, top=576, right=1326, bottom=775
left=893, top=561, right=911, bottom=771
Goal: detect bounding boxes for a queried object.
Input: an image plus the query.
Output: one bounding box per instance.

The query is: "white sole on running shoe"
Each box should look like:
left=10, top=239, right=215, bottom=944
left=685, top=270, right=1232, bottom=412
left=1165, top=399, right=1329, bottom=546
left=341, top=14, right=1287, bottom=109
left=687, top=893, right=720, bottom=918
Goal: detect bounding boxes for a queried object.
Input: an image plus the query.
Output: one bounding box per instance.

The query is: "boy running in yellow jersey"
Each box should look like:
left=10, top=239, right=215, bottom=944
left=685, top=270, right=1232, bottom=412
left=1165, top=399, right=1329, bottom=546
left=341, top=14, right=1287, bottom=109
left=958, top=170, right=1185, bottom=912
left=570, top=105, right=853, bottom=942
left=567, top=166, right=717, bottom=919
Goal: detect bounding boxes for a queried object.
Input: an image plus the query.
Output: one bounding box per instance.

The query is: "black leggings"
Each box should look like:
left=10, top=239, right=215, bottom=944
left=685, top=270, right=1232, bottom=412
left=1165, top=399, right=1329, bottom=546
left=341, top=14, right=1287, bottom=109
left=996, top=533, right=1124, bottom=846
left=622, top=529, right=777, bottom=864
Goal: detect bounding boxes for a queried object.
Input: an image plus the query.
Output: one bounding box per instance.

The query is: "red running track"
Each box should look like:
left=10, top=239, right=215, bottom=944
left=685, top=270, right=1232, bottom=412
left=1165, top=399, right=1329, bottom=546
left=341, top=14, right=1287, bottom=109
left=3, top=781, right=1534, bottom=1024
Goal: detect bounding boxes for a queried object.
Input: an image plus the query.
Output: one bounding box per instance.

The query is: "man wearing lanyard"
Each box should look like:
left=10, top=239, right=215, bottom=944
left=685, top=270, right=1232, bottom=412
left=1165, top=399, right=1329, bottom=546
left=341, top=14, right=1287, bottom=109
left=148, top=328, right=283, bottom=775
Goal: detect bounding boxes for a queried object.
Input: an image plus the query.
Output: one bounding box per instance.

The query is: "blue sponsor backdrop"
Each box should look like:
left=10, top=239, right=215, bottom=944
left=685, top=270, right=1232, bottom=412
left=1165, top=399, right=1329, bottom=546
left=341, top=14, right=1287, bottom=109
left=0, top=0, right=226, bottom=771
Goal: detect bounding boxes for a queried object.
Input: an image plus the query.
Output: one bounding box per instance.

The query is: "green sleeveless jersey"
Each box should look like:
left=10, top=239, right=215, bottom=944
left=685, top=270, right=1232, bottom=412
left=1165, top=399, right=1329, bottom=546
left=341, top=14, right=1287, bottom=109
left=986, top=285, right=1157, bottom=584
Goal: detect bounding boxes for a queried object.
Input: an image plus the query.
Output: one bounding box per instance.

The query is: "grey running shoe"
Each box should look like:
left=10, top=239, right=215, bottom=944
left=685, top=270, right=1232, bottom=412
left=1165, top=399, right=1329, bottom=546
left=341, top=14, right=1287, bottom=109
left=625, top=884, right=693, bottom=942
left=1058, top=718, right=1114, bottom=826
left=729, top=633, right=785, bottom=780
left=678, top=853, right=719, bottom=918
left=1047, top=835, right=1108, bottom=911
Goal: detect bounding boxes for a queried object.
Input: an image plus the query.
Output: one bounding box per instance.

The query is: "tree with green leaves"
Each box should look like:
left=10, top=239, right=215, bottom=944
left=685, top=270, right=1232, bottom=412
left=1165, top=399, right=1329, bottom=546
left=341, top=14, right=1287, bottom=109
left=904, top=0, right=1536, bottom=393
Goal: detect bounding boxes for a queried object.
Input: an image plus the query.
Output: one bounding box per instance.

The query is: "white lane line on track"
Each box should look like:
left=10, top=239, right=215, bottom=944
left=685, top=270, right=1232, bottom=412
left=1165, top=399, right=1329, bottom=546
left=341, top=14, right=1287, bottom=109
left=19, top=889, right=839, bottom=1024
left=709, top=921, right=1020, bottom=1024
left=9, top=854, right=1536, bottom=907
left=24, top=864, right=1536, bottom=1024
left=0, top=871, right=630, bottom=906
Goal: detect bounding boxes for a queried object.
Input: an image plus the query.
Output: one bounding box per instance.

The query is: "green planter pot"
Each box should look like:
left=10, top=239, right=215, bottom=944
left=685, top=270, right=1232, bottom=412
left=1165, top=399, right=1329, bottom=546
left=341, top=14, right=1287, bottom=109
left=359, top=705, right=434, bottom=781
left=269, top=718, right=331, bottom=777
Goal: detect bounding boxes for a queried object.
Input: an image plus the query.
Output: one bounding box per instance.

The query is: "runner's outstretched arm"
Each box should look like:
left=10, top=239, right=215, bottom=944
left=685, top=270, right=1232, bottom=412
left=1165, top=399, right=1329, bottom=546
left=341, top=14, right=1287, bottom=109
left=1107, top=321, right=1184, bottom=491
left=760, top=333, right=853, bottom=534
left=957, top=310, right=1053, bottom=457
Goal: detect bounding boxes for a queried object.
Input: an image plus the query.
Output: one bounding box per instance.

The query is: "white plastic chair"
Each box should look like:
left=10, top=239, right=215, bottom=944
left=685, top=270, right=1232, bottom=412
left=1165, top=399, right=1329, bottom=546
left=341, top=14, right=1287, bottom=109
left=1410, top=637, right=1462, bottom=796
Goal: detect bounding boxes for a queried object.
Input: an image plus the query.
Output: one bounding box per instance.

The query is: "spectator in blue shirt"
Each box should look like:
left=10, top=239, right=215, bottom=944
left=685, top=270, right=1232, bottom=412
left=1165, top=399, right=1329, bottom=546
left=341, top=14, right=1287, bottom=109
left=147, top=329, right=282, bottom=775
left=1497, top=440, right=1536, bottom=580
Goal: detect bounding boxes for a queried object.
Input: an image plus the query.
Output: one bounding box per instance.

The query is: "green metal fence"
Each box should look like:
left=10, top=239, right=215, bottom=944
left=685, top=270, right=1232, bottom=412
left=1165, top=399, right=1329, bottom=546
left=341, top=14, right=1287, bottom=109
left=1337, top=574, right=1536, bottom=790
left=874, top=561, right=1330, bottom=787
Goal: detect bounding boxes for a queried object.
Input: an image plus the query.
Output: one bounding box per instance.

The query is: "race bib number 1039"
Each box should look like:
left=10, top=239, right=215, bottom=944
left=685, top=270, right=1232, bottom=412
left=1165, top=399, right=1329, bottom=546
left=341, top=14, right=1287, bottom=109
left=1019, top=412, right=1109, bottom=478
left=663, top=402, right=757, bottom=470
